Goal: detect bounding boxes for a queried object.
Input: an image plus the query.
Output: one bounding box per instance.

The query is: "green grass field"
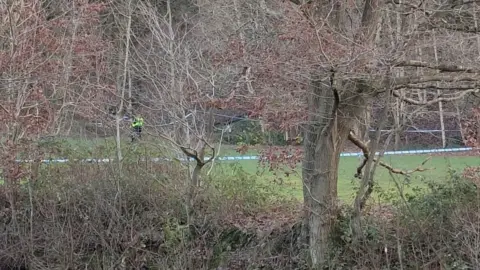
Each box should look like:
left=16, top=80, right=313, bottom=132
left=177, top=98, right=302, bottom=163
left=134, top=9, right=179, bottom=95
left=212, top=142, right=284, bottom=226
left=213, top=155, right=479, bottom=202
left=4, top=137, right=479, bottom=203
left=33, top=136, right=255, bottom=159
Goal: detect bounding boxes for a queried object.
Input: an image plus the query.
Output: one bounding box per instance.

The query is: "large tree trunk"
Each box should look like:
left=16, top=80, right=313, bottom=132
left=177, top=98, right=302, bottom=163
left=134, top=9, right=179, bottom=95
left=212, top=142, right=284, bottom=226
left=303, top=70, right=336, bottom=266
left=303, top=70, right=362, bottom=266
left=307, top=129, right=349, bottom=266
left=302, top=0, right=379, bottom=267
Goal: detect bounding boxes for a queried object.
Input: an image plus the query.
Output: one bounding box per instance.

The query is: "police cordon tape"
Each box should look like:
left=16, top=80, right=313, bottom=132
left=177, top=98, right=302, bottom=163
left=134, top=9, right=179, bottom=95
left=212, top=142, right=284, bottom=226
left=15, top=147, right=475, bottom=164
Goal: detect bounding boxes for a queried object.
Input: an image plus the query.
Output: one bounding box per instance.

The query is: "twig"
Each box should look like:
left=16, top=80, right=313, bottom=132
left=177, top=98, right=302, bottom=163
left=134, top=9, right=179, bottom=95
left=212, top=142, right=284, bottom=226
left=0, top=103, right=10, bottom=114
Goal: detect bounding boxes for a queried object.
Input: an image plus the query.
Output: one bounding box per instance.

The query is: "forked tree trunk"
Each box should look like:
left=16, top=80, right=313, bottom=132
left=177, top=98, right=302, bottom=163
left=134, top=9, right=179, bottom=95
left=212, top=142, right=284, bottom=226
left=301, top=0, right=379, bottom=267
left=302, top=70, right=360, bottom=267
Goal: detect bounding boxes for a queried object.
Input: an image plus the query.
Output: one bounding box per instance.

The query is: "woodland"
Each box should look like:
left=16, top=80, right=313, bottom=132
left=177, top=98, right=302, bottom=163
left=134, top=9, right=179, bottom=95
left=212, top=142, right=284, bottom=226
left=1, top=0, right=480, bottom=269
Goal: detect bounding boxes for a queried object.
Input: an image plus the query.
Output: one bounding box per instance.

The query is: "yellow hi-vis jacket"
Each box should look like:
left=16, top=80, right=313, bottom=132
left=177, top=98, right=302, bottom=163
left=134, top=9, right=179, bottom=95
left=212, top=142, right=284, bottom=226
left=131, top=117, right=144, bottom=128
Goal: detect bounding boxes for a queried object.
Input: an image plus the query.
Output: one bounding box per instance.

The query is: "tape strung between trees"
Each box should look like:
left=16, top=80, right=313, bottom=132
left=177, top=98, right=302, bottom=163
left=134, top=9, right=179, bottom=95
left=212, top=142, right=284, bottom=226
left=14, top=147, right=474, bottom=164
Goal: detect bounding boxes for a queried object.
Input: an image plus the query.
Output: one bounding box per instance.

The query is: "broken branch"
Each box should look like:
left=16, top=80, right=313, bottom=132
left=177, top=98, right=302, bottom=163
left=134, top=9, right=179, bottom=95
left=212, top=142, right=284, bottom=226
left=348, top=131, right=433, bottom=178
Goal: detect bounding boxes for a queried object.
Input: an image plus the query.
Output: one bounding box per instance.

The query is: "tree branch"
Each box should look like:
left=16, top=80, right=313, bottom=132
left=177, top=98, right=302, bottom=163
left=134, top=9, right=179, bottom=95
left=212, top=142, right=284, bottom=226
left=180, top=146, right=202, bottom=164
left=180, top=138, right=216, bottom=166
left=348, top=131, right=433, bottom=178
left=392, top=74, right=480, bottom=86
left=392, top=89, right=479, bottom=105
left=203, top=139, right=216, bottom=165
left=429, top=23, right=479, bottom=34
left=395, top=60, right=480, bottom=73
left=0, top=104, right=10, bottom=115
left=395, top=84, right=479, bottom=90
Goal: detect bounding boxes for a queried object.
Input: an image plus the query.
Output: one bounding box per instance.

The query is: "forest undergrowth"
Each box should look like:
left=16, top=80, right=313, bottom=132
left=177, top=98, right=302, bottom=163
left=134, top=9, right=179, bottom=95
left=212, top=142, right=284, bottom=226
left=1, top=158, right=480, bottom=269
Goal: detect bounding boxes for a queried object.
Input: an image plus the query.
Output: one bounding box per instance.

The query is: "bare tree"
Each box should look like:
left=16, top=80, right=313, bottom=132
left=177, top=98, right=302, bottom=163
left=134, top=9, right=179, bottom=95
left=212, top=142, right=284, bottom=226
left=112, top=0, right=134, bottom=172
left=124, top=0, right=222, bottom=221
left=0, top=2, right=112, bottom=263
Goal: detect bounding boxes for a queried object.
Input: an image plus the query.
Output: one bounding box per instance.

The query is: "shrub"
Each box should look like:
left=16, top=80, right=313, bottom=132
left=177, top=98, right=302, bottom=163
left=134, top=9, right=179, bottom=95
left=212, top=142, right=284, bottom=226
left=0, top=154, right=302, bottom=269
left=328, top=170, right=480, bottom=269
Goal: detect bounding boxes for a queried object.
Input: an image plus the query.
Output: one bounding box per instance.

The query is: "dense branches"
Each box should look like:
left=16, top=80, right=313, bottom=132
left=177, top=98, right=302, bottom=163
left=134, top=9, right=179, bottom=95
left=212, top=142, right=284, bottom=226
left=1, top=0, right=480, bottom=268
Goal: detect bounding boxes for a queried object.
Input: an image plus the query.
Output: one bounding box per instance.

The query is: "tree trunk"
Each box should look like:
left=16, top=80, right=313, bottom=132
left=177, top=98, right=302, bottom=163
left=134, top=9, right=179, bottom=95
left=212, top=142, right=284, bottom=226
left=438, top=96, right=446, bottom=147
left=455, top=101, right=467, bottom=145
left=302, top=70, right=358, bottom=267
left=301, top=0, right=379, bottom=267
left=307, top=129, right=349, bottom=266
left=115, top=0, right=133, bottom=172
left=432, top=30, right=446, bottom=148
left=350, top=81, right=393, bottom=242
left=386, top=3, right=406, bottom=151
left=302, top=71, right=335, bottom=266
left=393, top=83, right=405, bottom=150
left=232, top=0, right=246, bottom=58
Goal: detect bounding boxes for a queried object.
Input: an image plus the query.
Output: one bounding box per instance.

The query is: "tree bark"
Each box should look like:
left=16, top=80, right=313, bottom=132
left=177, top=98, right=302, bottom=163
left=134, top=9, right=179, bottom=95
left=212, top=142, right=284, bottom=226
left=303, top=70, right=366, bottom=267
left=302, top=69, right=337, bottom=266
left=301, top=0, right=381, bottom=266
left=307, top=128, right=349, bottom=266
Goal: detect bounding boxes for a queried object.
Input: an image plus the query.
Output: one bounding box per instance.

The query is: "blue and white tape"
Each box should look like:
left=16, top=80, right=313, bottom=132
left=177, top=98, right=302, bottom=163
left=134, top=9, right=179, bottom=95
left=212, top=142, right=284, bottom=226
left=15, top=147, right=475, bottom=164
